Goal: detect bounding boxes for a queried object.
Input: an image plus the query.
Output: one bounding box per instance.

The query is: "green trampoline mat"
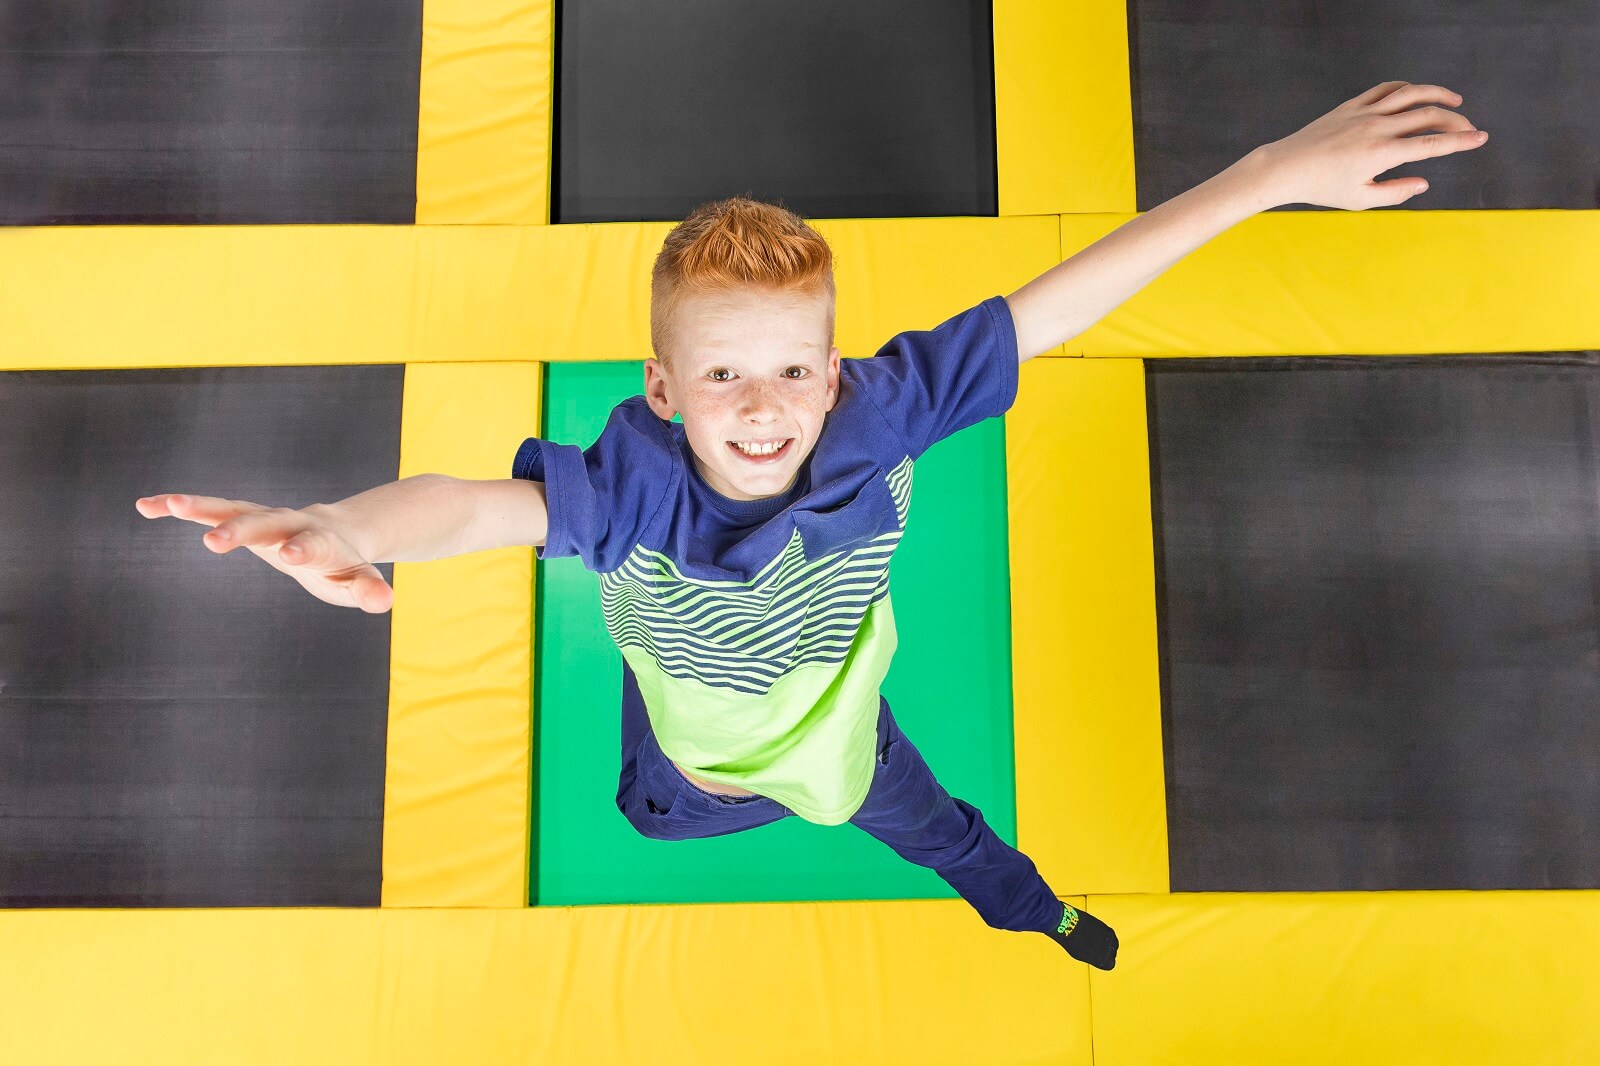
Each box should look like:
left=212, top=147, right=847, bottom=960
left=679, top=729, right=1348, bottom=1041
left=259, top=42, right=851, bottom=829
left=532, top=361, right=1017, bottom=906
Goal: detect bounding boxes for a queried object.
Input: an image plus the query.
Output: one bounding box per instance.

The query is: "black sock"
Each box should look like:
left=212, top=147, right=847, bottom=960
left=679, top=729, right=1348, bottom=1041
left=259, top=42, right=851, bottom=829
left=1043, top=902, right=1118, bottom=971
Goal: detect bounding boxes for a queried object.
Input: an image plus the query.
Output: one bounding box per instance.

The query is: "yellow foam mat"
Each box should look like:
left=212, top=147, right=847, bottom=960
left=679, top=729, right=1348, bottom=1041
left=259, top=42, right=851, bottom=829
left=383, top=361, right=540, bottom=906
left=11, top=893, right=1591, bottom=1062
left=996, top=0, right=1134, bottom=215
left=416, top=0, right=553, bottom=225
left=1008, top=357, right=1167, bottom=895
left=1086, top=891, right=1600, bottom=1064
left=0, top=218, right=1061, bottom=370
left=1060, top=210, right=1600, bottom=357
left=0, top=899, right=1092, bottom=1066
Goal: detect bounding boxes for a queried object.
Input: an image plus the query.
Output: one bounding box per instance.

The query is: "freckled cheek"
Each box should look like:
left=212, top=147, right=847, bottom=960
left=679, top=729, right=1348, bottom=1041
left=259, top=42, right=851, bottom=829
left=682, top=394, right=731, bottom=432
left=798, top=389, right=829, bottom=436
left=684, top=399, right=735, bottom=458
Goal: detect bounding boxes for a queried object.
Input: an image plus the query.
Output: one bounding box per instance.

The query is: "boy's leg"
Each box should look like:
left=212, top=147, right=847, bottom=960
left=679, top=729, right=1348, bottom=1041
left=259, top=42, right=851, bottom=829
left=615, top=661, right=793, bottom=841
left=846, top=695, right=1069, bottom=935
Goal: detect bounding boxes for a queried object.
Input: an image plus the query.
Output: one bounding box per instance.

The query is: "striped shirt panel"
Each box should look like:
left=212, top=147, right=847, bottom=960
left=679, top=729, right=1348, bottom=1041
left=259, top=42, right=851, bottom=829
left=599, top=457, right=915, bottom=695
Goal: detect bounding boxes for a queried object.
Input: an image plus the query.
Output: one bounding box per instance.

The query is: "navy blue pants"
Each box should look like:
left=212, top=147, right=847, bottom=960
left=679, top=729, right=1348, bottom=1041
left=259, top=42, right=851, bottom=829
left=616, top=664, right=1066, bottom=934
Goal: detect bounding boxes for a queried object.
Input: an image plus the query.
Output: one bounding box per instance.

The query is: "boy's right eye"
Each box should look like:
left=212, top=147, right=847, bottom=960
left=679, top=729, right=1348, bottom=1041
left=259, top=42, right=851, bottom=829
left=708, top=368, right=733, bottom=382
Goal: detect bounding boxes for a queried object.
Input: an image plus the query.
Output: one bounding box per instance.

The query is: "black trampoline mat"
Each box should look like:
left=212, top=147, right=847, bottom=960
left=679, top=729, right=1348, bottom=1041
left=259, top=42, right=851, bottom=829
left=554, top=0, right=996, bottom=222
left=0, top=364, right=401, bottom=906
left=1129, top=0, right=1600, bottom=211
left=0, top=1, right=422, bottom=224
left=1148, top=354, right=1600, bottom=891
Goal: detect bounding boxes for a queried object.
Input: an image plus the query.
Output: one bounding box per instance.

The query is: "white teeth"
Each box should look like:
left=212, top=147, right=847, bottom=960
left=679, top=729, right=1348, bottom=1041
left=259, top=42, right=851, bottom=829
left=732, top=439, right=786, bottom=456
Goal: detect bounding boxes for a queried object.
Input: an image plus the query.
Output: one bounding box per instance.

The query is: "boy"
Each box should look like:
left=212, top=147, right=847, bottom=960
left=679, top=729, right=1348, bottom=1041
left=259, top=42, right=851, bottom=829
left=138, top=82, right=1484, bottom=970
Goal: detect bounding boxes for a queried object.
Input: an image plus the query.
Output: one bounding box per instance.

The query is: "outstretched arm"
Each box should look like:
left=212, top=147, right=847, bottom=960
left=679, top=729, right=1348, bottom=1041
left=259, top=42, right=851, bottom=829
left=1004, top=81, right=1489, bottom=364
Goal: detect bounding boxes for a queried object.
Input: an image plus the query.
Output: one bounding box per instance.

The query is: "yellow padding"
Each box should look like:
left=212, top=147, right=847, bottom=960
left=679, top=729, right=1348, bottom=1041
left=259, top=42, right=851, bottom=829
left=996, top=0, right=1134, bottom=215
left=383, top=362, right=539, bottom=907
left=1008, top=358, right=1167, bottom=894
left=416, top=1, right=553, bottom=225
left=1085, top=891, right=1600, bottom=1065
left=1060, top=210, right=1600, bottom=356
left=0, top=900, right=1092, bottom=1066
left=0, top=218, right=1062, bottom=369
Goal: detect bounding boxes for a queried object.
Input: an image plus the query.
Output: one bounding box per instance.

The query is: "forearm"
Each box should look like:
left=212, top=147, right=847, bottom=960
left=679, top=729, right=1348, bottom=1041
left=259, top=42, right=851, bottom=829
left=1007, top=148, right=1281, bottom=357
left=308, top=473, right=473, bottom=564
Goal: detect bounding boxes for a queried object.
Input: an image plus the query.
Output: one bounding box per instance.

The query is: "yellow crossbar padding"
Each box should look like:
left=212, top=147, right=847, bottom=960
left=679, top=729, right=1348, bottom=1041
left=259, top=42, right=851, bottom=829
left=0, top=899, right=1092, bottom=1066
left=383, top=361, right=540, bottom=907
left=416, top=1, right=553, bottom=225
left=1086, top=891, right=1600, bottom=1064
left=0, top=218, right=1061, bottom=370
left=1009, top=358, right=1167, bottom=894
left=996, top=0, right=1134, bottom=215
left=1061, top=209, right=1600, bottom=357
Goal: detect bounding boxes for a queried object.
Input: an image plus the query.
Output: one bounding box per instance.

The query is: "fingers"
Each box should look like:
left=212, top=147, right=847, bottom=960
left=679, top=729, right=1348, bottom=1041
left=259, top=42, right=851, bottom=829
left=139, top=493, right=389, bottom=612
left=203, top=506, right=303, bottom=555
left=136, top=493, right=202, bottom=520
left=1386, top=104, right=1477, bottom=137
left=137, top=493, right=246, bottom=526
left=1351, top=80, right=1410, bottom=107
left=351, top=571, right=395, bottom=614
left=1366, top=82, right=1463, bottom=116
left=1377, top=101, right=1486, bottom=164
left=310, top=563, right=392, bottom=613
left=278, top=533, right=313, bottom=564
left=137, top=493, right=288, bottom=555
left=277, top=527, right=335, bottom=567
left=1380, top=128, right=1487, bottom=171
left=1367, top=177, right=1429, bottom=208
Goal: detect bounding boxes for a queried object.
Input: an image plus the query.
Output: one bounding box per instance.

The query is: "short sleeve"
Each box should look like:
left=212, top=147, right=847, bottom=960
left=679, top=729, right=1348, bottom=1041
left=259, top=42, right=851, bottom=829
left=509, top=397, right=676, bottom=572
left=846, top=294, right=1020, bottom=459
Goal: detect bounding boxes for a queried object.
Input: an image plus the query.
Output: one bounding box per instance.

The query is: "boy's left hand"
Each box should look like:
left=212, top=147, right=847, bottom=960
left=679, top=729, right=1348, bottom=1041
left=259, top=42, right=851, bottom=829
left=1251, top=81, right=1488, bottom=211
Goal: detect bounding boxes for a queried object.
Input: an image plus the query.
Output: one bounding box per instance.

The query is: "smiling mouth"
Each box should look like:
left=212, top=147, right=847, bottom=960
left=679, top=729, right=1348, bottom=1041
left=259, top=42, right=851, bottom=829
left=728, top=438, right=793, bottom=463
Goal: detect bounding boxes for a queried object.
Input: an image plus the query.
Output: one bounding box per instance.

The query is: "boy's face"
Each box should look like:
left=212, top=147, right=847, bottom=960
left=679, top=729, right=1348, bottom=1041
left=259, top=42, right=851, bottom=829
left=644, top=288, right=840, bottom=502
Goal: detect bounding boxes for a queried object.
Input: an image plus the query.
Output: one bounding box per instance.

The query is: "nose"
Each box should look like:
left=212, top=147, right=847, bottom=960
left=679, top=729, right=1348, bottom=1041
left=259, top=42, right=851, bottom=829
left=738, top=381, right=781, bottom=423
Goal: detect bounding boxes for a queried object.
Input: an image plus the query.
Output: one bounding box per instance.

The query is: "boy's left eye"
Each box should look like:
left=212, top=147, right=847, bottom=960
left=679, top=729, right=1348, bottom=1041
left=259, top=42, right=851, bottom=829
left=784, top=367, right=807, bottom=378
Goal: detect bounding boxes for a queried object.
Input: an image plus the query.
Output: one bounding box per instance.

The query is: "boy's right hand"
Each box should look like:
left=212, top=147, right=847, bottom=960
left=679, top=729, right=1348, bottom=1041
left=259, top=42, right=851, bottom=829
left=135, top=494, right=394, bottom=614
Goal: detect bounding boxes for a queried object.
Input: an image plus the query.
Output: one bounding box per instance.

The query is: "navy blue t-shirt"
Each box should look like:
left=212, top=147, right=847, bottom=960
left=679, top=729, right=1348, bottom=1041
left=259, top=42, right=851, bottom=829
left=511, top=294, right=1019, bottom=823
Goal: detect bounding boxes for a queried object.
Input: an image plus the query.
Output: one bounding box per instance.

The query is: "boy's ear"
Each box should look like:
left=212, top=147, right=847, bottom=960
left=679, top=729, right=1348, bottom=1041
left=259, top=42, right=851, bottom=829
left=643, top=358, right=678, bottom=421
left=824, top=346, right=841, bottom=412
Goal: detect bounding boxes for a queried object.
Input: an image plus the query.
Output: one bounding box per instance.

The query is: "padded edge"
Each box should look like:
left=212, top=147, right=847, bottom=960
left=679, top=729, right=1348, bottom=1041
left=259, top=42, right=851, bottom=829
left=0, top=218, right=1060, bottom=368
left=416, top=0, right=554, bottom=225
left=1058, top=210, right=1600, bottom=357
left=0, top=898, right=1093, bottom=1065
left=996, top=0, right=1135, bottom=215
left=1087, top=890, right=1600, bottom=1065
left=382, top=361, right=539, bottom=906
left=1009, top=357, right=1168, bottom=894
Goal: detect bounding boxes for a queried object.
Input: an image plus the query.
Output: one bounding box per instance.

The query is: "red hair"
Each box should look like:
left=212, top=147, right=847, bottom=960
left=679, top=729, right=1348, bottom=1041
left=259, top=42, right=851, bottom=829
left=650, top=195, right=835, bottom=366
